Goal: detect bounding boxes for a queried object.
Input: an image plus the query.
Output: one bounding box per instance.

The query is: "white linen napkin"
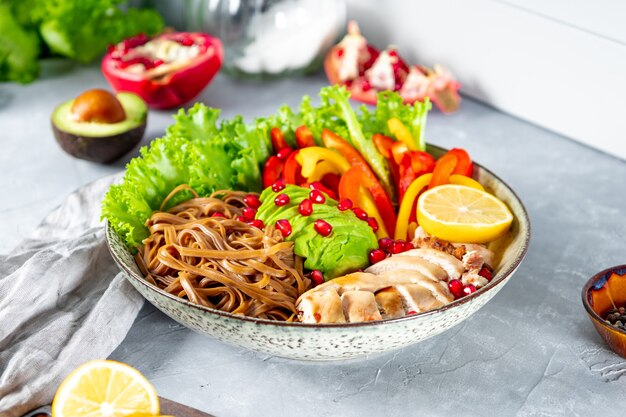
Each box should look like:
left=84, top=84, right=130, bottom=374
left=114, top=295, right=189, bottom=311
left=0, top=174, right=143, bottom=417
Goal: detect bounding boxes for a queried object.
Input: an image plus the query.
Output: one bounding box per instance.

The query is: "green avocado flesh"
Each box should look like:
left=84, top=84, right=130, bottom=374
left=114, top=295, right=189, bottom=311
left=256, top=185, right=378, bottom=280
left=52, top=92, right=147, bottom=137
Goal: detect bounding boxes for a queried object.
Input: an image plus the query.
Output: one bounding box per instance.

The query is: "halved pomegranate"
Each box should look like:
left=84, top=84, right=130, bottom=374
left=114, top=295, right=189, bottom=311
left=324, top=21, right=461, bottom=113
left=102, top=32, right=223, bottom=109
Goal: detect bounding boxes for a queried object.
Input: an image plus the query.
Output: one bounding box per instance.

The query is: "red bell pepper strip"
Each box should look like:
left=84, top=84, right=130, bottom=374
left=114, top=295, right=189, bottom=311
left=429, top=153, right=458, bottom=188
left=262, top=156, right=283, bottom=188
left=295, top=125, right=316, bottom=148
left=283, top=150, right=304, bottom=185
left=447, top=148, right=473, bottom=177
left=270, top=128, right=288, bottom=153
left=410, top=151, right=436, bottom=176
left=391, top=141, right=409, bottom=165
left=322, top=129, right=397, bottom=235
left=398, top=154, right=416, bottom=202
left=373, top=133, right=394, bottom=159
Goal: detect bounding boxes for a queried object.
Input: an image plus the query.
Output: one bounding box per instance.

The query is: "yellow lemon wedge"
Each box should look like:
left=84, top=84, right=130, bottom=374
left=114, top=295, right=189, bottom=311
left=417, top=184, right=513, bottom=243
left=52, top=360, right=160, bottom=417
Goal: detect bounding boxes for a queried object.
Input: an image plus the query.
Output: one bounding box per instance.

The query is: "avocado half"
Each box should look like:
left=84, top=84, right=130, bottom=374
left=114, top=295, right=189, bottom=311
left=51, top=92, right=147, bottom=163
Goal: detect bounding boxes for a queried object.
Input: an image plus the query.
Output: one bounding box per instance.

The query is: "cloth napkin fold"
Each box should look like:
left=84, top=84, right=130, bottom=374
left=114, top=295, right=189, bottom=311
left=0, top=174, right=143, bottom=417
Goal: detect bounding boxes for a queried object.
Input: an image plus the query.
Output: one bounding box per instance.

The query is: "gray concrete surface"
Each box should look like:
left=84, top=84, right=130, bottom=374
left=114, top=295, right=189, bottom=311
left=2, top=62, right=626, bottom=416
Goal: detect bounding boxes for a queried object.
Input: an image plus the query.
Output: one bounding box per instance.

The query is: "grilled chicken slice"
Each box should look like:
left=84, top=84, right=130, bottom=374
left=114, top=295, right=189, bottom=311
left=297, top=288, right=345, bottom=324
left=396, top=284, right=447, bottom=313
left=375, top=287, right=405, bottom=319
left=401, top=248, right=464, bottom=280
left=341, top=291, right=382, bottom=322
left=365, top=255, right=447, bottom=282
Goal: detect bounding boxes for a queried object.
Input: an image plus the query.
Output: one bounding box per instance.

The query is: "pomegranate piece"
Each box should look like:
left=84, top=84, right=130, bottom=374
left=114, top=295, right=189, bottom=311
left=298, top=199, right=313, bottom=216
left=338, top=199, right=353, bottom=211
left=378, top=237, right=393, bottom=251
left=274, top=193, right=290, bottom=206
left=368, top=249, right=387, bottom=264
left=247, top=219, right=265, bottom=230
left=462, top=284, right=477, bottom=296
left=352, top=207, right=368, bottom=221
left=244, top=194, right=261, bottom=209
left=310, top=270, right=325, bottom=287
left=211, top=212, right=226, bottom=218
left=242, top=207, right=257, bottom=220
left=478, top=266, right=493, bottom=282
left=448, top=279, right=464, bottom=299
left=102, top=32, right=223, bottom=109
left=366, top=217, right=379, bottom=232
left=272, top=178, right=286, bottom=192
left=314, top=219, right=333, bottom=237
left=309, top=189, right=326, bottom=204
left=390, top=240, right=408, bottom=254
left=235, top=215, right=246, bottom=222
left=275, top=219, right=292, bottom=238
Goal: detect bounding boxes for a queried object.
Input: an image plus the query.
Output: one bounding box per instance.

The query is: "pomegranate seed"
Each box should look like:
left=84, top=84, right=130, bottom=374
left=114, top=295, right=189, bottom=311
left=248, top=219, right=264, bottom=229
left=275, top=219, right=292, bottom=237
left=368, top=249, right=387, bottom=264
left=212, top=212, right=226, bottom=218
left=242, top=207, right=257, bottom=220
left=336, top=48, right=344, bottom=58
left=178, top=37, right=194, bottom=46
left=403, top=241, right=415, bottom=252
left=448, top=279, right=464, bottom=299
left=298, top=199, right=313, bottom=216
left=352, top=207, right=368, bottom=221
left=314, top=219, right=333, bottom=237
left=152, top=59, right=164, bottom=68
left=338, top=199, right=353, bottom=211
left=388, top=49, right=398, bottom=58
left=390, top=240, right=407, bottom=254
left=244, top=194, right=261, bottom=209
left=276, top=147, right=293, bottom=160
left=309, top=189, right=326, bottom=204
left=407, top=310, right=417, bottom=315
left=361, top=80, right=371, bottom=92
left=310, top=270, right=325, bottom=286
left=378, top=237, right=393, bottom=251
left=272, top=179, right=286, bottom=192
left=463, top=284, right=477, bottom=296
left=274, top=193, right=290, bottom=206
left=366, top=217, right=379, bottom=232
left=478, top=267, right=493, bottom=282
left=235, top=215, right=246, bottom=222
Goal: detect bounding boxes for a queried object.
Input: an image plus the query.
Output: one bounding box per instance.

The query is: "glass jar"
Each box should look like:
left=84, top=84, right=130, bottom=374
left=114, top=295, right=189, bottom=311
left=182, top=0, right=346, bottom=78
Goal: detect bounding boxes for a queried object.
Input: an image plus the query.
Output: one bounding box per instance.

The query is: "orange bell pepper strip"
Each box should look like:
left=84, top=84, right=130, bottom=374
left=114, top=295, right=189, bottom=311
left=339, top=167, right=389, bottom=238
left=395, top=173, right=433, bottom=240
left=295, top=125, right=316, bottom=148
left=373, top=133, right=394, bottom=159
left=429, top=153, right=458, bottom=188
left=410, top=151, right=436, bottom=175
left=447, top=148, right=474, bottom=177
left=391, top=141, right=409, bottom=164
left=283, top=150, right=304, bottom=185
left=322, top=129, right=397, bottom=235
left=388, top=118, right=417, bottom=151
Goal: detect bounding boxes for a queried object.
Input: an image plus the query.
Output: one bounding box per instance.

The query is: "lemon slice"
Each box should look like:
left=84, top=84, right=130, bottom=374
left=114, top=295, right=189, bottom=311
left=52, top=360, right=159, bottom=417
left=417, top=184, right=513, bottom=243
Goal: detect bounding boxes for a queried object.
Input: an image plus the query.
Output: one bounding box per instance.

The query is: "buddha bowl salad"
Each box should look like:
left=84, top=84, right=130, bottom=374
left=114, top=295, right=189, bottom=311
left=103, top=86, right=514, bottom=323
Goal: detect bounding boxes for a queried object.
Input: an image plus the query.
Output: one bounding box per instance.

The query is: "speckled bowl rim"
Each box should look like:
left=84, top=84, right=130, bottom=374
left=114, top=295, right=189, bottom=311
left=105, top=144, right=531, bottom=328
left=581, top=264, right=626, bottom=336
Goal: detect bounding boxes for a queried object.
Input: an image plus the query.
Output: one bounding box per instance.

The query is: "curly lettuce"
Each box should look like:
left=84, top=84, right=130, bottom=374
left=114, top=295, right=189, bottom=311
left=0, top=4, right=40, bottom=83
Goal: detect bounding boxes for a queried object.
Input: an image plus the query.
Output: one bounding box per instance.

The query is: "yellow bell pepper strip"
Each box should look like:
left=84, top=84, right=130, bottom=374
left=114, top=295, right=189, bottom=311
left=388, top=118, right=417, bottom=151
left=395, top=173, right=433, bottom=240
left=449, top=174, right=484, bottom=191
left=296, top=147, right=351, bottom=179
left=308, top=161, right=341, bottom=182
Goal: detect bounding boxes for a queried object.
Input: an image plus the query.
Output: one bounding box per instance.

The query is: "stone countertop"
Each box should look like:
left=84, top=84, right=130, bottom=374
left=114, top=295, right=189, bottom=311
left=2, top=63, right=626, bottom=417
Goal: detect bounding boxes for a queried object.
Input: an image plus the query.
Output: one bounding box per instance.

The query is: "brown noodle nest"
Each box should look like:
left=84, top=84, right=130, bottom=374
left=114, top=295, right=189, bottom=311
left=135, top=185, right=311, bottom=321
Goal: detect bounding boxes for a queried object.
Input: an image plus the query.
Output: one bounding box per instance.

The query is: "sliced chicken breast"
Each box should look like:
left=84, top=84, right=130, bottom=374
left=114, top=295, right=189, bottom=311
left=341, top=291, right=382, bottom=322
left=395, top=284, right=446, bottom=313
left=401, top=248, right=464, bottom=280
left=298, top=288, right=346, bottom=324
left=365, top=255, right=447, bottom=282
left=375, top=288, right=405, bottom=319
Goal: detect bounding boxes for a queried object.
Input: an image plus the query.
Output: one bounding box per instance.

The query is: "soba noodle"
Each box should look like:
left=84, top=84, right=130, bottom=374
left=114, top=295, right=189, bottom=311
left=135, top=185, right=310, bottom=321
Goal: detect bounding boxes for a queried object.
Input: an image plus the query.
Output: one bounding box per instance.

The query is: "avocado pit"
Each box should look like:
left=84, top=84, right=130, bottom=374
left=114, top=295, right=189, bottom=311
left=71, top=89, right=126, bottom=124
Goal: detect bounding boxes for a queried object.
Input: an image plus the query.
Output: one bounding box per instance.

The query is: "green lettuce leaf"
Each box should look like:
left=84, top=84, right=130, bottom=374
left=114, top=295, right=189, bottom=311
left=0, top=4, right=40, bottom=83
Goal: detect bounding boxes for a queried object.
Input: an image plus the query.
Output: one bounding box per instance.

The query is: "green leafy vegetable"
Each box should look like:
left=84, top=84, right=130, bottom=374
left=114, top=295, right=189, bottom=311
left=0, top=4, right=40, bottom=83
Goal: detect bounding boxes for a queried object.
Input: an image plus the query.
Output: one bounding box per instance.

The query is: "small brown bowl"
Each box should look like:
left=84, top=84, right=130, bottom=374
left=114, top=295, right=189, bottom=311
left=582, top=265, right=626, bottom=358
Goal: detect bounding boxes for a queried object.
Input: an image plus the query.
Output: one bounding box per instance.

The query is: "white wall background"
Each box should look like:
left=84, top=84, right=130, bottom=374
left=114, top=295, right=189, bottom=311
left=346, top=0, right=626, bottom=159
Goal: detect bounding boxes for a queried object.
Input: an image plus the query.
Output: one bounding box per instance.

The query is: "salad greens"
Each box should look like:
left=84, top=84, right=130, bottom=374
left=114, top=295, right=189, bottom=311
left=0, top=0, right=163, bottom=83
left=102, top=86, right=431, bottom=251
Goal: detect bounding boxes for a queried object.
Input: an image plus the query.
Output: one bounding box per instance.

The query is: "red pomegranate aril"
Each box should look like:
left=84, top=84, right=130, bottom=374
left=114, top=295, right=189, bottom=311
left=272, top=178, right=286, bottom=192
left=448, top=279, right=464, bottom=299
left=378, top=237, right=393, bottom=251
left=242, top=207, right=257, bottom=220
left=463, top=284, right=477, bottom=296
left=298, top=199, right=313, bottom=216
left=366, top=217, right=379, bottom=232
left=235, top=215, right=246, bottom=222
left=403, top=241, right=415, bottom=252
left=478, top=266, right=493, bottom=282
left=314, top=219, right=333, bottom=237
left=352, top=207, right=368, bottom=221
left=310, top=270, right=325, bottom=286
left=274, top=193, right=290, bottom=206
left=361, top=80, right=371, bottom=92
left=407, top=310, right=417, bottom=315
left=390, top=240, right=407, bottom=254
left=211, top=212, right=226, bottom=218
left=309, top=189, right=326, bottom=204
left=338, top=199, right=353, bottom=211
left=275, top=219, right=292, bottom=237
left=248, top=219, right=264, bottom=229
left=336, top=48, right=345, bottom=58
left=276, top=147, right=293, bottom=160
left=368, top=249, right=387, bottom=264
left=244, top=194, right=261, bottom=209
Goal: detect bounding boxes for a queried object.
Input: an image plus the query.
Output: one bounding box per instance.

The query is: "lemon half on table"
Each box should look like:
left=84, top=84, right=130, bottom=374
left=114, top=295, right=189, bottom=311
left=417, top=184, right=513, bottom=243
left=52, top=360, right=160, bottom=417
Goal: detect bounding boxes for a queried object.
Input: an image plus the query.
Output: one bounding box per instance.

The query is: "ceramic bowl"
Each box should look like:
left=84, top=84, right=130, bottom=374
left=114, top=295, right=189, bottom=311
left=582, top=265, right=626, bottom=358
left=105, top=145, right=531, bottom=361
